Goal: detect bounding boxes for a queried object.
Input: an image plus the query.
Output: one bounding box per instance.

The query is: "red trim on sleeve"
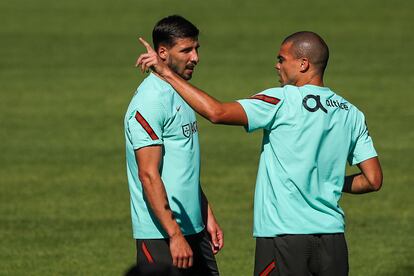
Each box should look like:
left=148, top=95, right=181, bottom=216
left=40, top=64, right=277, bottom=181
left=141, top=242, right=154, bottom=263
left=260, top=261, right=276, bottom=276
left=135, top=111, right=159, bottom=140
left=250, top=94, right=281, bottom=105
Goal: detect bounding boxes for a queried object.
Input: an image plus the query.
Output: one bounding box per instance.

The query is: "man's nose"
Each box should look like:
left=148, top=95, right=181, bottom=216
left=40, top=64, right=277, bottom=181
left=191, top=50, right=199, bottom=64
left=275, top=62, right=280, bottom=70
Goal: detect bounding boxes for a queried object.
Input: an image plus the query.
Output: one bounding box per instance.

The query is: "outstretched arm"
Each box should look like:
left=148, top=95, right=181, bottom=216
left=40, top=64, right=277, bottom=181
left=343, top=157, right=383, bottom=194
left=136, top=37, right=247, bottom=126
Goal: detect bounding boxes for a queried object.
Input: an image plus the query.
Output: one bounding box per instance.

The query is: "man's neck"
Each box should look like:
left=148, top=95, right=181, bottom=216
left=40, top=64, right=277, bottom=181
left=295, top=74, right=324, bottom=87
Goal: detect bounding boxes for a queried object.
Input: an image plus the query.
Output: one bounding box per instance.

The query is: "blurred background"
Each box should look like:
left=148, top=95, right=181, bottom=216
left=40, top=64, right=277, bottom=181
left=0, top=0, right=413, bottom=275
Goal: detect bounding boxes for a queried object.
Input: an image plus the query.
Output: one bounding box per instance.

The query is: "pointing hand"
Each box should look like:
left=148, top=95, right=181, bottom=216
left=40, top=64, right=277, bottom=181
left=135, top=37, right=169, bottom=76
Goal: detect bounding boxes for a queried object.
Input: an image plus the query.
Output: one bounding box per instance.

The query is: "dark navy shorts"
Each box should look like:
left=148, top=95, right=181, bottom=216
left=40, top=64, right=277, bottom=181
left=135, top=230, right=219, bottom=276
left=254, top=233, right=348, bottom=276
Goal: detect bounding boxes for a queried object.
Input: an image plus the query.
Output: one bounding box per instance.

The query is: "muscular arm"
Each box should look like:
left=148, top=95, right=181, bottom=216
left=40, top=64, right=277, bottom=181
left=137, top=37, right=247, bottom=126
left=136, top=146, right=182, bottom=237
left=136, top=145, right=193, bottom=268
left=163, top=71, right=247, bottom=126
left=343, top=157, right=383, bottom=194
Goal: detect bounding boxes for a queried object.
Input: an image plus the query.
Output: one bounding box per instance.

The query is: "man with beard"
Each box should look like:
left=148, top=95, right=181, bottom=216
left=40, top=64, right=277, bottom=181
left=124, top=15, right=222, bottom=275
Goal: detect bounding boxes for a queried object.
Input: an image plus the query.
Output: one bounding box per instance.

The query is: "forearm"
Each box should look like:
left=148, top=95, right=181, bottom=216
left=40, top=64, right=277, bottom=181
left=141, top=175, right=182, bottom=238
left=162, top=70, right=225, bottom=123
left=343, top=173, right=380, bottom=194
left=200, top=189, right=215, bottom=224
left=200, top=188, right=223, bottom=252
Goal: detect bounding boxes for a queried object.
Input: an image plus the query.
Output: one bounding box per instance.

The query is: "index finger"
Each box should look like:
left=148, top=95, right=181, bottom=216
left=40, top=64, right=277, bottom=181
left=138, top=37, right=155, bottom=53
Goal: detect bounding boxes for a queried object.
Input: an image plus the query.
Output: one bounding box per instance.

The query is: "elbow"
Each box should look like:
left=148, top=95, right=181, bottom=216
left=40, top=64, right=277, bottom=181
left=138, top=169, right=157, bottom=187
left=138, top=171, right=149, bottom=185
left=209, top=114, right=222, bottom=124
left=207, top=107, right=226, bottom=124
left=371, top=180, right=382, bottom=192
left=369, top=172, right=383, bottom=192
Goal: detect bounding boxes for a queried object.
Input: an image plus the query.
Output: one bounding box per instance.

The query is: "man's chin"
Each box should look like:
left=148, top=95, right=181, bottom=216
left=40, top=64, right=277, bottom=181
left=172, top=68, right=192, bottom=80
left=181, top=73, right=192, bottom=80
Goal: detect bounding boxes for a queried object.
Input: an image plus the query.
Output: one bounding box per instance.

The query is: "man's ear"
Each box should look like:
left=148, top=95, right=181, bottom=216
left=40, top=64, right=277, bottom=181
left=300, top=58, right=309, bottom=72
left=157, top=45, right=168, bottom=60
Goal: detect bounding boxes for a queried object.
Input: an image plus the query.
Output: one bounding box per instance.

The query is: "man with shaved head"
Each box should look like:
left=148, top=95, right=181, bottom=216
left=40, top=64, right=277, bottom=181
left=278, top=31, right=329, bottom=85
left=137, top=31, right=383, bottom=276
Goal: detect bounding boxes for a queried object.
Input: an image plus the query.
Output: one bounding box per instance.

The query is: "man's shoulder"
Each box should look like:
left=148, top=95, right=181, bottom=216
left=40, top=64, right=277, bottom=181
left=327, top=89, right=361, bottom=114
left=323, top=89, right=367, bottom=127
left=129, top=75, right=174, bottom=106
left=260, top=85, right=303, bottom=100
left=250, top=87, right=286, bottom=104
left=256, top=87, right=285, bottom=96
left=125, top=75, right=173, bottom=120
left=136, top=74, right=174, bottom=98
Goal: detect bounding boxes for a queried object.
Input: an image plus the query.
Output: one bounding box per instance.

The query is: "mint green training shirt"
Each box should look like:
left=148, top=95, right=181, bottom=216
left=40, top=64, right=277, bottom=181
left=124, top=73, right=204, bottom=239
left=237, top=85, right=377, bottom=237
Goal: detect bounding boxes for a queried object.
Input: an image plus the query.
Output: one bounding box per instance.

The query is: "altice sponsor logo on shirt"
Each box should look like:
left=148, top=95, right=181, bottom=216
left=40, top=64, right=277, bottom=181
left=303, top=94, right=349, bottom=113
left=326, top=99, right=349, bottom=110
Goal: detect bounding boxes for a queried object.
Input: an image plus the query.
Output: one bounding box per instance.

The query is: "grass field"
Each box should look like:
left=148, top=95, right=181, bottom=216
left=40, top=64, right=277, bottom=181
left=1, top=0, right=413, bottom=275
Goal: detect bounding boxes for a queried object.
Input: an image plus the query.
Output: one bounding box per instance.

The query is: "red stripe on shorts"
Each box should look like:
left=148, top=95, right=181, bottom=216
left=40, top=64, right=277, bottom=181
left=250, top=94, right=281, bottom=105
left=135, top=111, right=159, bottom=140
left=260, top=261, right=276, bottom=276
left=141, top=242, right=154, bottom=263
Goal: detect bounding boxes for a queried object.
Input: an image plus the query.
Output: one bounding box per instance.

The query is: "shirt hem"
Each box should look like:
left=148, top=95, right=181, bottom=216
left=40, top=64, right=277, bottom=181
left=133, top=225, right=205, bottom=240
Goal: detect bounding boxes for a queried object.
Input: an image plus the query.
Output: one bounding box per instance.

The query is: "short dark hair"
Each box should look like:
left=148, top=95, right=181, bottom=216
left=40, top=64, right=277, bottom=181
left=152, top=15, right=199, bottom=51
left=283, top=31, right=329, bottom=74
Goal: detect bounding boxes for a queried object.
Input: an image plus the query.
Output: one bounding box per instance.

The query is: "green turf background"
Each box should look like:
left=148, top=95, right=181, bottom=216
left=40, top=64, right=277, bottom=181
left=1, top=0, right=413, bottom=275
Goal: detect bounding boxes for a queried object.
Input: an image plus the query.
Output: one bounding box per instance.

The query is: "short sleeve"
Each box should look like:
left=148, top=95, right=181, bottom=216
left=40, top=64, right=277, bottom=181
left=348, top=112, right=378, bottom=165
left=237, top=88, right=284, bottom=132
left=127, top=96, right=167, bottom=150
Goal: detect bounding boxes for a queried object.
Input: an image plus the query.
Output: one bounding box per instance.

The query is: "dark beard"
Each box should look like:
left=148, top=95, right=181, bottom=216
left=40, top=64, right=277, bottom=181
left=169, top=63, right=191, bottom=80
